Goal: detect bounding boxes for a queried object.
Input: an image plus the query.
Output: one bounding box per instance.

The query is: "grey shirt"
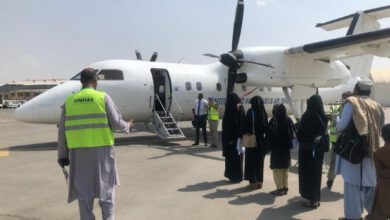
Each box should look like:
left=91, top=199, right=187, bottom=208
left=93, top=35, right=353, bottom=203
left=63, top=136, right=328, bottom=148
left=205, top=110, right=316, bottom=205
left=58, top=94, right=130, bottom=202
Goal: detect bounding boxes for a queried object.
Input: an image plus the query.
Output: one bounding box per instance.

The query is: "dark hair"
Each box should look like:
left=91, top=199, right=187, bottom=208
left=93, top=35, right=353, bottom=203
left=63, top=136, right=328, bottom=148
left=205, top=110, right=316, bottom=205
left=80, top=68, right=97, bottom=83
left=198, top=93, right=204, bottom=99
left=382, top=124, right=390, bottom=143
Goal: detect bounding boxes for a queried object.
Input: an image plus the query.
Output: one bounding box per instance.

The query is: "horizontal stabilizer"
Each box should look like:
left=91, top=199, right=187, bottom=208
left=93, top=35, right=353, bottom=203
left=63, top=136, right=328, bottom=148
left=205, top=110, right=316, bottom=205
left=316, top=5, right=390, bottom=31
left=285, top=27, right=390, bottom=60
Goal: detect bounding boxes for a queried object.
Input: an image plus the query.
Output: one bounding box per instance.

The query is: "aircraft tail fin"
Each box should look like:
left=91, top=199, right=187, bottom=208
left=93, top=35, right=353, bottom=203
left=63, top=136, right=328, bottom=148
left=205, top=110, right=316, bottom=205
left=316, top=5, right=390, bottom=78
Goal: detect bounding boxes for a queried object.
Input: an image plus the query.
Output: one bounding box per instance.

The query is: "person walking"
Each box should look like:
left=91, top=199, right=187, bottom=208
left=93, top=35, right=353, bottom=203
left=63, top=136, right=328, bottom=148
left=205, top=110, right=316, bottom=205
left=327, top=91, right=353, bottom=189
left=222, top=93, right=245, bottom=183
left=243, top=96, right=268, bottom=190
left=336, top=79, right=385, bottom=220
left=57, top=68, right=133, bottom=220
left=297, top=95, right=328, bottom=209
left=371, top=124, right=390, bottom=220
left=192, top=93, right=208, bottom=146
left=267, top=104, right=295, bottom=196
left=208, top=97, right=220, bottom=148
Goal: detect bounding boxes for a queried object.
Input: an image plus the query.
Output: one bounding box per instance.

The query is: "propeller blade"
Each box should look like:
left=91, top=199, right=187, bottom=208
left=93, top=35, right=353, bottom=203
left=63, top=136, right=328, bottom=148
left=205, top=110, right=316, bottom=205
left=232, top=0, right=244, bottom=51
left=226, top=68, right=237, bottom=95
left=238, top=59, right=274, bottom=68
left=150, top=52, right=158, bottom=62
left=135, top=50, right=143, bottom=60
left=202, top=53, right=220, bottom=59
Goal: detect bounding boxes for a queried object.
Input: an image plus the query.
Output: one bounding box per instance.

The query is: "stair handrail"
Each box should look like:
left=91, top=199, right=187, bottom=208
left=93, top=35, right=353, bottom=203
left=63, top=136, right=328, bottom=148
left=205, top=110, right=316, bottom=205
left=154, top=94, right=168, bottom=116
left=170, top=95, right=184, bottom=121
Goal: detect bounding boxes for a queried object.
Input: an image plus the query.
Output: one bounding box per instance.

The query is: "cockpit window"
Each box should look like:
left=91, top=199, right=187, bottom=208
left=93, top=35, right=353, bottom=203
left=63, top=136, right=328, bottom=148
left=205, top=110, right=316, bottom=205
left=97, top=70, right=124, bottom=80
left=71, top=73, right=81, bottom=80
left=70, top=69, right=124, bottom=80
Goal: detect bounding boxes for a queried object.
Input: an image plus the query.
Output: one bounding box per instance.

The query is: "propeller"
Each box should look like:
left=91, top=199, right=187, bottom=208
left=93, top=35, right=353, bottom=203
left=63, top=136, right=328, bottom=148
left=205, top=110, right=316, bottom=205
left=150, top=52, right=158, bottom=62
left=203, top=0, right=273, bottom=96
left=135, top=50, right=143, bottom=60
left=134, top=50, right=159, bottom=62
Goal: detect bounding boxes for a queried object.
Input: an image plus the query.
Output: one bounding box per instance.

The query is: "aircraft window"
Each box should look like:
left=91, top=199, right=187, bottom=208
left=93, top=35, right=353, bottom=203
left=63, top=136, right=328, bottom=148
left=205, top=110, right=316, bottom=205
left=186, top=82, right=192, bottom=91
left=216, top=83, right=222, bottom=91
left=241, top=85, right=247, bottom=92
left=97, top=70, right=124, bottom=80
left=196, top=82, right=202, bottom=91
left=267, top=87, right=272, bottom=92
left=259, top=87, right=264, bottom=92
left=71, top=73, right=81, bottom=80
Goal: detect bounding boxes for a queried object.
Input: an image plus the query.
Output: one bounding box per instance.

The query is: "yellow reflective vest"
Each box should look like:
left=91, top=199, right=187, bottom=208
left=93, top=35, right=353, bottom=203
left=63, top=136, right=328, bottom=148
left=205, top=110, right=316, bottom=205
left=328, top=104, right=340, bottom=143
left=64, top=88, right=114, bottom=149
left=208, top=104, right=219, bottom=121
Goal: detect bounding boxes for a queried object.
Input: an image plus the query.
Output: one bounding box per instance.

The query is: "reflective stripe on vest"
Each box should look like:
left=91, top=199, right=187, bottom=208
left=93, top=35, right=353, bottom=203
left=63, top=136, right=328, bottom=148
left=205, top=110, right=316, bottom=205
left=329, top=126, right=337, bottom=143
left=328, top=104, right=340, bottom=143
left=64, top=88, right=114, bottom=149
left=208, top=105, right=219, bottom=121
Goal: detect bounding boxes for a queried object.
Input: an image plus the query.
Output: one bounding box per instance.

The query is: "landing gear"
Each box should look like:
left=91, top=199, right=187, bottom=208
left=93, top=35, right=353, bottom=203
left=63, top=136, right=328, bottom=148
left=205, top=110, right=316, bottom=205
left=282, top=85, right=317, bottom=121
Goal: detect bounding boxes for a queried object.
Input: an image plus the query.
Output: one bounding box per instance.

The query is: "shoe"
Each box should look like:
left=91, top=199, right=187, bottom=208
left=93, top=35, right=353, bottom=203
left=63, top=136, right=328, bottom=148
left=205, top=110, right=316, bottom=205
left=246, top=182, right=262, bottom=190
left=204, top=142, right=208, bottom=146
left=192, top=142, right=199, bottom=146
left=270, top=189, right=284, bottom=196
left=303, top=201, right=320, bottom=209
left=327, top=179, right=334, bottom=189
left=209, top=144, right=217, bottom=148
left=283, top=187, right=288, bottom=195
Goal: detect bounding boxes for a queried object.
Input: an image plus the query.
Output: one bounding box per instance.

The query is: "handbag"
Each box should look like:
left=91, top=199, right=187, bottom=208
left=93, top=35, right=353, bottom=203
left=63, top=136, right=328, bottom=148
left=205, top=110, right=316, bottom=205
left=334, top=99, right=369, bottom=164
left=242, top=110, right=257, bottom=148
left=316, top=114, right=330, bottom=152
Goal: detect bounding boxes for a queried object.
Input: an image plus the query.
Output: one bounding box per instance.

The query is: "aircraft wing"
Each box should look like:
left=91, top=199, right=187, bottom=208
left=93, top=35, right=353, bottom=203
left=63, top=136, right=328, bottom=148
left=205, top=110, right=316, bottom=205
left=285, top=28, right=390, bottom=60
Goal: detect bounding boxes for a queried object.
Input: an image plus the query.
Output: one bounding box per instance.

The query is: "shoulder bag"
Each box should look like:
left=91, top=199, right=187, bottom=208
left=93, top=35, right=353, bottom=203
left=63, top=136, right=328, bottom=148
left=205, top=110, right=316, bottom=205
left=316, top=114, right=330, bottom=152
left=334, top=99, right=369, bottom=164
left=242, top=110, right=257, bottom=148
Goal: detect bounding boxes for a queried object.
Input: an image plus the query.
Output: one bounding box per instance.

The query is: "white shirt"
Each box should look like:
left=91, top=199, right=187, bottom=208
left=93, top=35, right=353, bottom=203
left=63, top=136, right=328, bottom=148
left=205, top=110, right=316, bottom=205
left=194, top=99, right=208, bottom=116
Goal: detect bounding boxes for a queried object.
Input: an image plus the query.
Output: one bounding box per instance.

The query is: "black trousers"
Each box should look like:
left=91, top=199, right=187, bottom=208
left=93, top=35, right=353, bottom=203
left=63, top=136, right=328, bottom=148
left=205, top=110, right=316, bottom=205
left=195, top=115, right=208, bottom=144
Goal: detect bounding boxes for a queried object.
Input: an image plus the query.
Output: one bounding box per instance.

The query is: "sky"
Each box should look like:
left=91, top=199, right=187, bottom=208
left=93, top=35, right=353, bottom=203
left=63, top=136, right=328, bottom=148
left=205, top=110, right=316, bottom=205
left=1, top=0, right=390, bottom=84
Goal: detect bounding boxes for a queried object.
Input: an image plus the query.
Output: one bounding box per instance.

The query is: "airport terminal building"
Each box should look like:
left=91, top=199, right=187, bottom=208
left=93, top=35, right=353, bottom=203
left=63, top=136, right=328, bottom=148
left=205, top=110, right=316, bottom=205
left=0, top=79, right=65, bottom=107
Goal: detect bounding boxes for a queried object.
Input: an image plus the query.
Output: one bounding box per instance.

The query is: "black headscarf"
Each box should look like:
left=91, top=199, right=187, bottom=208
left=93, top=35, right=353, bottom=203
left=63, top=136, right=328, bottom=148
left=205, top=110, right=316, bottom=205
left=306, top=95, right=327, bottom=122
left=297, top=95, right=328, bottom=143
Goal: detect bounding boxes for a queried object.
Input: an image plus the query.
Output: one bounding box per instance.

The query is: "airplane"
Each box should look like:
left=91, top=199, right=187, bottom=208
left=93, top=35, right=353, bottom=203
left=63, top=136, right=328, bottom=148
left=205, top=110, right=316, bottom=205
left=14, top=2, right=390, bottom=139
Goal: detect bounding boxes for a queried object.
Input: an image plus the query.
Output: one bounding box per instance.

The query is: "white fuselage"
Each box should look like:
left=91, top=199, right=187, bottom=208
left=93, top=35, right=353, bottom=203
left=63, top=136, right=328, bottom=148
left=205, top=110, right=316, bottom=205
left=14, top=47, right=354, bottom=124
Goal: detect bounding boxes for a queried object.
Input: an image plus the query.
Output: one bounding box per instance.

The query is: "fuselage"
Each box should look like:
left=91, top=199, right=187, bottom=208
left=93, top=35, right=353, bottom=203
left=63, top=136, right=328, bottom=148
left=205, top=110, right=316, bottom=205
left=14, top=47, right=353, bottom=124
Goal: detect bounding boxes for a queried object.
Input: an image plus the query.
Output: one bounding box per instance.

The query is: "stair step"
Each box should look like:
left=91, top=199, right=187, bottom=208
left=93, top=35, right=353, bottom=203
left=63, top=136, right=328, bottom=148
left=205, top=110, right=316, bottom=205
left=166, top=128, right=180, bottom=131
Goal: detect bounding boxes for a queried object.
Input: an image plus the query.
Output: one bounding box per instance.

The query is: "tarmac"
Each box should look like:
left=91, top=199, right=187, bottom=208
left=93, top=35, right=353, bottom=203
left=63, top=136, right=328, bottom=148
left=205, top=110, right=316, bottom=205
left=0, top=108, right=389, bottom=220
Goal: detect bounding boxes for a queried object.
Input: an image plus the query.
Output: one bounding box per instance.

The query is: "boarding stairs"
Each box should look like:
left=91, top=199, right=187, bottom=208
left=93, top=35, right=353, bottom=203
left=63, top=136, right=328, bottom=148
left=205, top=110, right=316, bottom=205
left=149, top=94, right=185, bottom=139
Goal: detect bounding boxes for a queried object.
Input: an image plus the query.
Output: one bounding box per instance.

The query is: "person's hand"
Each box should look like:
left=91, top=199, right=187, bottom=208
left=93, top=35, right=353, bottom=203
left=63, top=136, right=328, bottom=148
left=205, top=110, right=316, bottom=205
left=57, top=158, right=70, bottom=168
left=128, top=119, right=134, bottom=131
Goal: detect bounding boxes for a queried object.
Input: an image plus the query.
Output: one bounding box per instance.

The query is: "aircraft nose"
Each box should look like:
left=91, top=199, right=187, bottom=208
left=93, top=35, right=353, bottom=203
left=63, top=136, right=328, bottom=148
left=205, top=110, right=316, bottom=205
left=14, top=100, right=35, bottom=123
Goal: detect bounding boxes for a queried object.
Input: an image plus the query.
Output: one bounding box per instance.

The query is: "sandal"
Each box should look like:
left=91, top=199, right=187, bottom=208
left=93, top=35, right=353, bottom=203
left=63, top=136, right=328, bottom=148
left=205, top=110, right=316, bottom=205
left=270, top=189, right=284, bottom=196
left=303, top=201, right=320, bottom=209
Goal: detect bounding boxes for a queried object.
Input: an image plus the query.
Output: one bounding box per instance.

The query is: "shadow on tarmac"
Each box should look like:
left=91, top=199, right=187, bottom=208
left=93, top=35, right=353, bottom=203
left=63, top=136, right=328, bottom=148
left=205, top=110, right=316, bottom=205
left=7, top=135, right=169, bottom=151
left=257, top=196, right=312, bottom=220
left=147, top=145, right=223, bottom=161
left=178, top=180, right=232, bottom=192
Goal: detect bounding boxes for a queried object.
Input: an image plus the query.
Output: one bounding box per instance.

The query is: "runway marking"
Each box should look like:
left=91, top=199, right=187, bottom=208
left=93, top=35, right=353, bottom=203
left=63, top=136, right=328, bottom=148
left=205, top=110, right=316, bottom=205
left=0, top=150, right=10, bottom=157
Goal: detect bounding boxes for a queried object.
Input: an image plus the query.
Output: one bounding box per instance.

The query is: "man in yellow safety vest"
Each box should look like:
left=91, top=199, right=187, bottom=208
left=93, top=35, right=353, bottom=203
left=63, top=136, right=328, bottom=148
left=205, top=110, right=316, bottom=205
left=57, top=68, right=133, bottom=220
left=208, top=97, right=220, bottom=148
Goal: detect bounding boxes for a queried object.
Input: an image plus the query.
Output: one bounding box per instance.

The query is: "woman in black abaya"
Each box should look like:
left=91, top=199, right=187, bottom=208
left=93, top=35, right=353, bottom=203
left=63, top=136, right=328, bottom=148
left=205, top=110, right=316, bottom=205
left=222, top=93, right=245, bottom=183
left=297, top=95, right=328, bottom=208
left=244, top=96, right=268, bottom=189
